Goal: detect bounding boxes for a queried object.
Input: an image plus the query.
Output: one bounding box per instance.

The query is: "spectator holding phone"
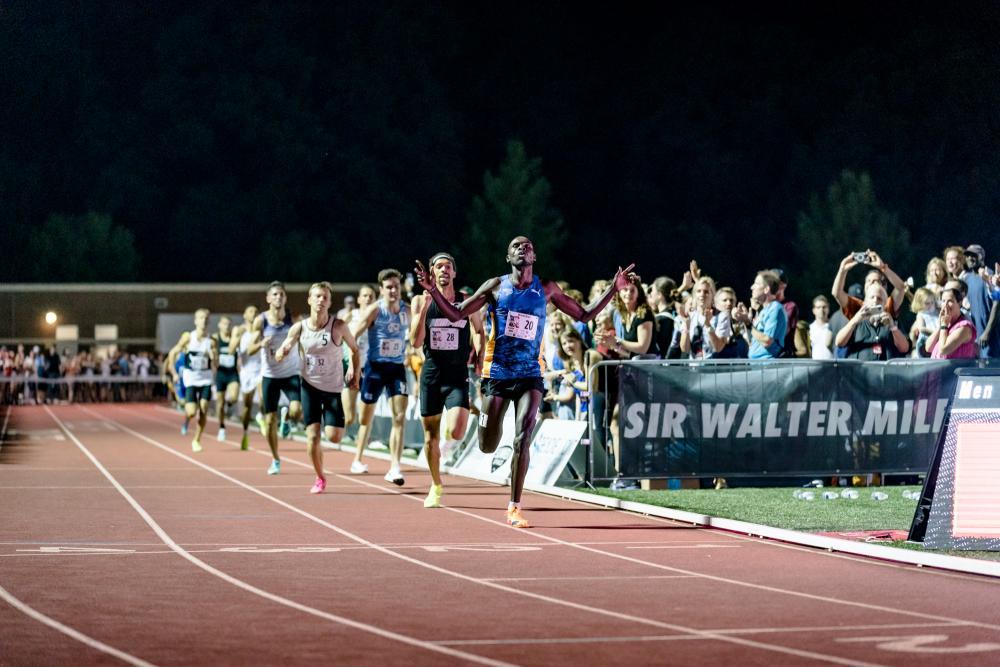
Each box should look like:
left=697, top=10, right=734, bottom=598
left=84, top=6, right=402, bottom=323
left=925, top=286, right=978, bottom=359
left=835, top=284, right=909, bottom=360
left=831, top=249, right=907, bottom=319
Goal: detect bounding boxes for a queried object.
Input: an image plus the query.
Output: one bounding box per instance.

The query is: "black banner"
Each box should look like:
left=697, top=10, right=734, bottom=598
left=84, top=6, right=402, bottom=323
left=615, top=359, right=991, bottom=478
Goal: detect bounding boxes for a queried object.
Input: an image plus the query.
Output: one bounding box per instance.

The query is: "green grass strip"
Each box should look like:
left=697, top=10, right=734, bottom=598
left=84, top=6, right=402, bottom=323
left=586, top=486, right=1000, bottom=562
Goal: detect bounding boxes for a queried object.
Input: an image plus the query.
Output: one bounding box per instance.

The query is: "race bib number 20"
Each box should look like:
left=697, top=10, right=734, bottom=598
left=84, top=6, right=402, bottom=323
left=504, top=312, right=539, bottom=341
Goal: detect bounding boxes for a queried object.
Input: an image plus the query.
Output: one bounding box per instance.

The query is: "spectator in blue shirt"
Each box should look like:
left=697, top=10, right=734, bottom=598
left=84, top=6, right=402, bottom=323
left=732, top=270, right=788, bottom=359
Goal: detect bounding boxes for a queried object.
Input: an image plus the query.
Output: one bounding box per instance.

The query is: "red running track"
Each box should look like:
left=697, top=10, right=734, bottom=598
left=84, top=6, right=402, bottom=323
left=2, top=403, right=1000, bottom=666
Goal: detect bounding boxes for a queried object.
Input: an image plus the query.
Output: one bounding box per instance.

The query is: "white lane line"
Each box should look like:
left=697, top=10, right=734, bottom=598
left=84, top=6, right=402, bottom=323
left=625, top=544, right=741, bottom=549
left=103, top=408, right=883, bottom=667
left=436, top=622, right=967, bottom=647
left=483, top=575, right=695, bottom=581
left=48, top=407, right=513, bottom=667
left=334, top=469, right=1000, bottom=635
left=134, top=405, right=1000, bottom=628
left=0, top=582, right=154, bottom=666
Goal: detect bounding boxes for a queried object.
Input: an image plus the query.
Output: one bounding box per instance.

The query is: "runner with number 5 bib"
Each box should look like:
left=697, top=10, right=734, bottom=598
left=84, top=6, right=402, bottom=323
left=415, top=236, right=636, bottom=528
left=275, top=282, right=361, bottom=494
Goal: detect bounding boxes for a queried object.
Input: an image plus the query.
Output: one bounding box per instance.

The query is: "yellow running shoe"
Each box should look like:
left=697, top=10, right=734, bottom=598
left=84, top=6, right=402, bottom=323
left=240, top=433, right=250, bottom=451
left=191, top=439, right=202, bottom=453
left=506, top=507, right=530, bottom=528
left=423, top=484, right=443, bottom=508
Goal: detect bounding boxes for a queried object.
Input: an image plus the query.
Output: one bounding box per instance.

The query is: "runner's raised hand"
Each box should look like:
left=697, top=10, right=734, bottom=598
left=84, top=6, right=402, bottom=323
left=613, top=263, right=638, bottom=290
left=413, top=259, right=434, bottom=292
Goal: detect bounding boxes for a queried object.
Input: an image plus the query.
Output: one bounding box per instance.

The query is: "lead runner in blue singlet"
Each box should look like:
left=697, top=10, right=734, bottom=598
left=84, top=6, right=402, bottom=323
left=415, top=236, right=637, bottom=528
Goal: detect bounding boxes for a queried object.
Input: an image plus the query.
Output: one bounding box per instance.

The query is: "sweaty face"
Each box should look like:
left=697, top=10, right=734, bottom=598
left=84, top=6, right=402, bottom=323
left=507, top=237, right=536, bottom=267
left=381, top=278, right=401, bottom=303
left=358, top=287, right=376, bottom=307
left=432, top=258, right=455, bottom=287
left=243, top=306, right=259, bottom=324
left=266, top=287, right=287, bottom=309
left=309, top=287, right=331, bottom=312
left=194, top=310, right=209, bottom=328
left=218, top=317, right=232, bottom=336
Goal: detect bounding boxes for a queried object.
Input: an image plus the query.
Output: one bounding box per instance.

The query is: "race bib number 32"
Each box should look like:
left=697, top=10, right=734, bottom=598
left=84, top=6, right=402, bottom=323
left=306, top=355, right=332, bottom=375
left=504, top=312, right=539, bottom=341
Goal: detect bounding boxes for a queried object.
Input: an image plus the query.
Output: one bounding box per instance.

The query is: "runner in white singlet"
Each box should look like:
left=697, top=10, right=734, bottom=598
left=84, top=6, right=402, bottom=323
left=167, top=308, right=218, bottom=453
left=276, top=282, right=360, bottom=493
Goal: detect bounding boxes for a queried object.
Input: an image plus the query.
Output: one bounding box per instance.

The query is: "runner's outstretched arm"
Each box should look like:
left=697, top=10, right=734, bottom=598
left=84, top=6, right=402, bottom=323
left=549, top=263, right=637, bottom=323
left=414, top=260, right=499, bottom=321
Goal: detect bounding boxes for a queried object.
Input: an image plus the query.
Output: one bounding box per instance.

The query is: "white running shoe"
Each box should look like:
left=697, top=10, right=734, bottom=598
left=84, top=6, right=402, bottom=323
left=217, top=427, right=226, bottom=442
left=384, top=467, right=405, bottom=486
left=350, top=460, right=369, bottom=474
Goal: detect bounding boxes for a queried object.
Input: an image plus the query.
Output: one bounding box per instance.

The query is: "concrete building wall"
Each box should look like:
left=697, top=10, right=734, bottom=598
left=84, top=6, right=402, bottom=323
left=0, top=283, right=363, bottom=349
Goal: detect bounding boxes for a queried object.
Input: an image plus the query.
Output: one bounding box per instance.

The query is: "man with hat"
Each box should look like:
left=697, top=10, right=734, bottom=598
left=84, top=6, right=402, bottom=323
left=961, top=244, right=999, bottom=358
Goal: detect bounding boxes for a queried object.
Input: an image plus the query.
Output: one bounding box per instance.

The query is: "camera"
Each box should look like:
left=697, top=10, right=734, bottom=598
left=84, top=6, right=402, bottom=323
left=852, top=251, right=869, bottom=264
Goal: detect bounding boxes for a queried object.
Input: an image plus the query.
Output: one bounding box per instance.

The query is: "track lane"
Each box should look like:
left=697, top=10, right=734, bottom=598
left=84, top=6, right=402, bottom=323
left=8, top=403, right=1000, bottom=665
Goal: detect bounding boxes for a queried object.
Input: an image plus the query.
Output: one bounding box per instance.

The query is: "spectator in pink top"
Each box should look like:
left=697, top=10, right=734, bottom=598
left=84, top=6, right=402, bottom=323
left=925, top=286, right=978, bottom=359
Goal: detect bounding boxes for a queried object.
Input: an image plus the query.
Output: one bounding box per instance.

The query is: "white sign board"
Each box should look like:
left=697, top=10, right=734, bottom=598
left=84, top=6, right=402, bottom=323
left=524, top=419, right=587, bottom=487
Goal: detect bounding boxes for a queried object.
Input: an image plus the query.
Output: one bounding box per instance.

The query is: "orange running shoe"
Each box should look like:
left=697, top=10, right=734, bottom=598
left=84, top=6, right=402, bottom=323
left=506, top=507, right=530, bottom=529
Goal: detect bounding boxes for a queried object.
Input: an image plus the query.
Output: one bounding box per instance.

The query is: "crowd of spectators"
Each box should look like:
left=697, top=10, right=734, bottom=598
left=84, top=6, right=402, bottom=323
left=7, top=243, right=998, bottom=419
left=445, top=242, right=997, bottom=470
left=0, top=345, right=164, bottom=405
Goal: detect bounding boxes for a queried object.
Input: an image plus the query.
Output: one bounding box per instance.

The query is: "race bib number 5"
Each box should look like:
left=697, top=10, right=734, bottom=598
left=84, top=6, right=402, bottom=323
left=504, top=312, right=539, bottom=341
left=430, top=327, right=459, bottom=350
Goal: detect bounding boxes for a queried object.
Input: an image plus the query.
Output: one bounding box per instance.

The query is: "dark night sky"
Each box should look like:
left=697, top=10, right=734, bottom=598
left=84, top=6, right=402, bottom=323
left=2, top=1, right=999, bottom=298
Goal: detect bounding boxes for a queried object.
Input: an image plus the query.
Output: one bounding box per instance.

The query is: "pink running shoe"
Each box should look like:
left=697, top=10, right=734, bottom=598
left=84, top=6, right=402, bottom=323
left=310, top=477, right=327, bottom=494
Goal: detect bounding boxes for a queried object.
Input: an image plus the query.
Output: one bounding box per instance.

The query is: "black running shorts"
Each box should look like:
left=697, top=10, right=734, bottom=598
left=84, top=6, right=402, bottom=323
left=300, top=378, right=345, bottom=428
left=361, top=361, right=408, bottom=404
left=480, top=377, right=544, bottom=401
left=419, top=366, right=470, bottom=417
left=261, top=375, right=302, bottom=413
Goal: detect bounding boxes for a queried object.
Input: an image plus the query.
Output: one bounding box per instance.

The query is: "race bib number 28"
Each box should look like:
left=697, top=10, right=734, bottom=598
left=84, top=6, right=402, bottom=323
left=430, top=327, right=459, bottom=350
left=504, top=312, right=539, bottom=341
